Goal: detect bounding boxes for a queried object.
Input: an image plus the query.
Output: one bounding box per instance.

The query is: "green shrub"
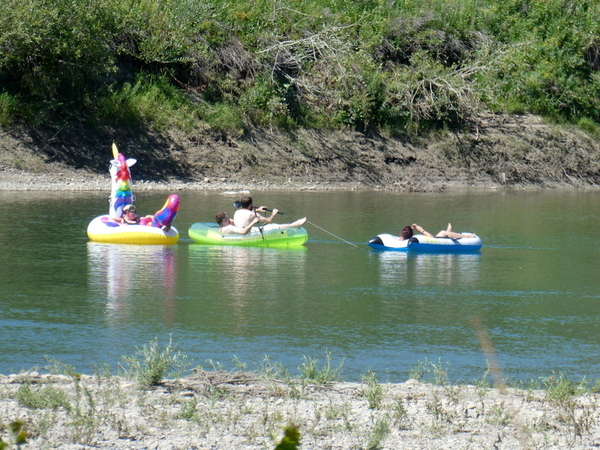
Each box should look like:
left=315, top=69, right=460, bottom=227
left=121, top=336, right=189, bottom=388
left=0, top=92, right=17, bottom=127
left=201, top=102, right=244, bottom=134
left=15, top=383, right=71, bottom=411
left=361, top=370, right=383, bottom=410
left=1, top=0, right=599, bottom=131
left=94, top=74, right=199, bottom=131
left=577, top=117, right=600, bottom=135
left=298, top=351, right=344, bottom=384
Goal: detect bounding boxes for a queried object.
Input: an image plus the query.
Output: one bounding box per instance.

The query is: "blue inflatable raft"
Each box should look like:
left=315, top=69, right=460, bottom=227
left=368, top=233, right=482, bottom=253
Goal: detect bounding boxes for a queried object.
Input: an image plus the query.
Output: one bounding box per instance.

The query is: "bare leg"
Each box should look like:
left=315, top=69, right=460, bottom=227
left=287, top=217, right=307, bottom=228
left=436, top=230, right=475, bottom=239
left=270, top=217, right=307, bottom=230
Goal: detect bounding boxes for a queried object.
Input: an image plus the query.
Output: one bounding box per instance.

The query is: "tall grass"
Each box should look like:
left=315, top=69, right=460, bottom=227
left=121, top=335, right=189, bottom=388
left=0, top=0, right=599, bottom=133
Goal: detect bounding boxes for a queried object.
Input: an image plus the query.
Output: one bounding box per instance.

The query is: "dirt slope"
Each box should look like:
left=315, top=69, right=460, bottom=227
left=1, top=114, right=599, bottom=191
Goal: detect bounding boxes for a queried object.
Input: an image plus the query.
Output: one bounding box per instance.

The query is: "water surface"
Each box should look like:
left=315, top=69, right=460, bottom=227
left=1, top=189, right=599, bottom=383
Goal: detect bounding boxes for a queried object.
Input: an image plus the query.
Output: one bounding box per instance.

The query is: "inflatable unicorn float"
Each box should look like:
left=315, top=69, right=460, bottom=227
left=87, top=144, right=180, bottom=244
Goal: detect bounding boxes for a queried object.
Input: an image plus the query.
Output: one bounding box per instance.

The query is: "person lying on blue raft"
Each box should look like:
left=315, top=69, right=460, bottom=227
left=408, top=223, right=475, bottom=240
left=368, top=223, right=481, bottom=252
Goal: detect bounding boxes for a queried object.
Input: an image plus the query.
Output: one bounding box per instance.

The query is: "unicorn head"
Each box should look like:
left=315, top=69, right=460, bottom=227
left=108, top=143, right=137, bottom=218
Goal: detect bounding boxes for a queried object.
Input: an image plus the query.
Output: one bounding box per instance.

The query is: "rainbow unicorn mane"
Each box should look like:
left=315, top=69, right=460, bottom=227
left=106, top=144, right=180, bottom=227
left=108, top=143, right=137, bottom=218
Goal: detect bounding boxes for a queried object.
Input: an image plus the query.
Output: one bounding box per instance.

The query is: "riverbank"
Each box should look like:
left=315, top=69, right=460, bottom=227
left=0, top=165, right=369, bottom=192
left=1, top=113, right=600, bottom=192
left=1, top=369, right=599, bottom=449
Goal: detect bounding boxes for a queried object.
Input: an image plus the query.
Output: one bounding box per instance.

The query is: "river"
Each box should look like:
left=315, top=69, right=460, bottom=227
left=1, top=189, right=599, bottom=383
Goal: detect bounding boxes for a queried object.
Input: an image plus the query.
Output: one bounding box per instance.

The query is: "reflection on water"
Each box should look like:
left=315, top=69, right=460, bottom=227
left=372, top=250, right=481, bottom=286
left=87, top=243, right=178, bottom=325
left=187, top=245, right=308, bottom=333
left=188, top=245, right=307, bottom=299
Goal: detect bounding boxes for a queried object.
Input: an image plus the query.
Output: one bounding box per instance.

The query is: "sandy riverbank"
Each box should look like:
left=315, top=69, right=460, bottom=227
left=2, top=113, right=600, bottom=193
left=1, top=369, right=599, bottom=449
left=1, top=164, right=597, bottom=195
left=0, top=166, right=375, bottom=193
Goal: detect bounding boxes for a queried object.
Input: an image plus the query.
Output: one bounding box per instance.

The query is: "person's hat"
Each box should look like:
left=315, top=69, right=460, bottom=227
left=123, top=204, right=136, bottom=212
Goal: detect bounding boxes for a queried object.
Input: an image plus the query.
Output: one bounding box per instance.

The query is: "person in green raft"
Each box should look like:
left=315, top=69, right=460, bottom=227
left=232, top=196, right=280, bottom=228
left=215, top=210, right=306, bottom=235
left=215, top=212, right=260, bottom=235
left=410, top=223, right=476, bottom=239
left=231, top=196, right=306, bottom=229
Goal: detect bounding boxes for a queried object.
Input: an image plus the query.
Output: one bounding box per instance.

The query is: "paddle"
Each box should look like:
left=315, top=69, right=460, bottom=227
left=233, top=201, right=284, bottom=215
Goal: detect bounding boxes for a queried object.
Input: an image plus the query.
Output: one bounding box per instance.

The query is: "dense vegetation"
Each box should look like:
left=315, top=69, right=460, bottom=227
left=1, top=0, right=599, bottom=135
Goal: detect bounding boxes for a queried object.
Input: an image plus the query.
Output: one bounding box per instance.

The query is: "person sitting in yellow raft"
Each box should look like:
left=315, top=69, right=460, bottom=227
left=111, top=204, right=171, bottom=231
left=216, top=212, right=306, bottom=235
left=408, top=223, right=476, bottom=240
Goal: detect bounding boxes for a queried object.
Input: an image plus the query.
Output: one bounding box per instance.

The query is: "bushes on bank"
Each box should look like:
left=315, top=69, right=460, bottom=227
left=0, top=0, right=598, bottom=134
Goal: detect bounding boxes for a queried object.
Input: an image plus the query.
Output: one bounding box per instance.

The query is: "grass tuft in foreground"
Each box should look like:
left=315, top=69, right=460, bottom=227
left=120, top=335, right=189, bottom=388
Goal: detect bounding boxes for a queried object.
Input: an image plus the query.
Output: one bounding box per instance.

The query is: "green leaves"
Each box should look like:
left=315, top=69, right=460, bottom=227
left=0, top=421, right=27, bottom=449
left=121, top=335, right=189, bottom=388
left=274, top=425, right=300, bottom=450
left=0, top=0, right=118, bottom=98
left=1, top=0, right=599, bottom=131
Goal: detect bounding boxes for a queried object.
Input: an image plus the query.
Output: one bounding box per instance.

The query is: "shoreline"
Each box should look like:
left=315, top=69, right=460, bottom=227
left=1, top=166, right=598, bottom=193
left=2, top=369, right=599, bottom=449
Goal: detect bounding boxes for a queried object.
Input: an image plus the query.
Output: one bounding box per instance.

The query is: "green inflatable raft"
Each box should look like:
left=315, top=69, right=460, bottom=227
left=188, top=222, right=308, bottom=247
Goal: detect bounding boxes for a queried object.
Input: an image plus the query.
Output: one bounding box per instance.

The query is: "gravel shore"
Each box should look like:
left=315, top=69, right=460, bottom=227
left=0, top=166, right=380, bottom=194
left=1, top=369, right=599, bottom=449
left=1, top=165, right=592, bottom=195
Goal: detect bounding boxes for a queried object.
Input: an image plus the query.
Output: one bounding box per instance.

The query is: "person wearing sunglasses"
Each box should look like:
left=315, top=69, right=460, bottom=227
left=112, top=204, right=155, bottom=226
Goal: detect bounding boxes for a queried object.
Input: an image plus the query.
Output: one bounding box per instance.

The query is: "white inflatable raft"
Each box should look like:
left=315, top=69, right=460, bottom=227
left=368, top=233, right=482, bottom=253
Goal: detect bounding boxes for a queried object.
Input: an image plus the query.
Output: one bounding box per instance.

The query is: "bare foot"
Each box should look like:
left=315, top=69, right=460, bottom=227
left=446, top=223, right=452, bottom=232
left=292, top=217, right=307, bottom=227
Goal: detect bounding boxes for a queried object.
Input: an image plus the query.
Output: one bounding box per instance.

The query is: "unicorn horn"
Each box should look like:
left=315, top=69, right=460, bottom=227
left=112, top=142, right=119, bottom=158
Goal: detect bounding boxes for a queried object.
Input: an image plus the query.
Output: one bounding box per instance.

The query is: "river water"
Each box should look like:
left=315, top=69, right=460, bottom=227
left=1, top=189, right=599, bottom=383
